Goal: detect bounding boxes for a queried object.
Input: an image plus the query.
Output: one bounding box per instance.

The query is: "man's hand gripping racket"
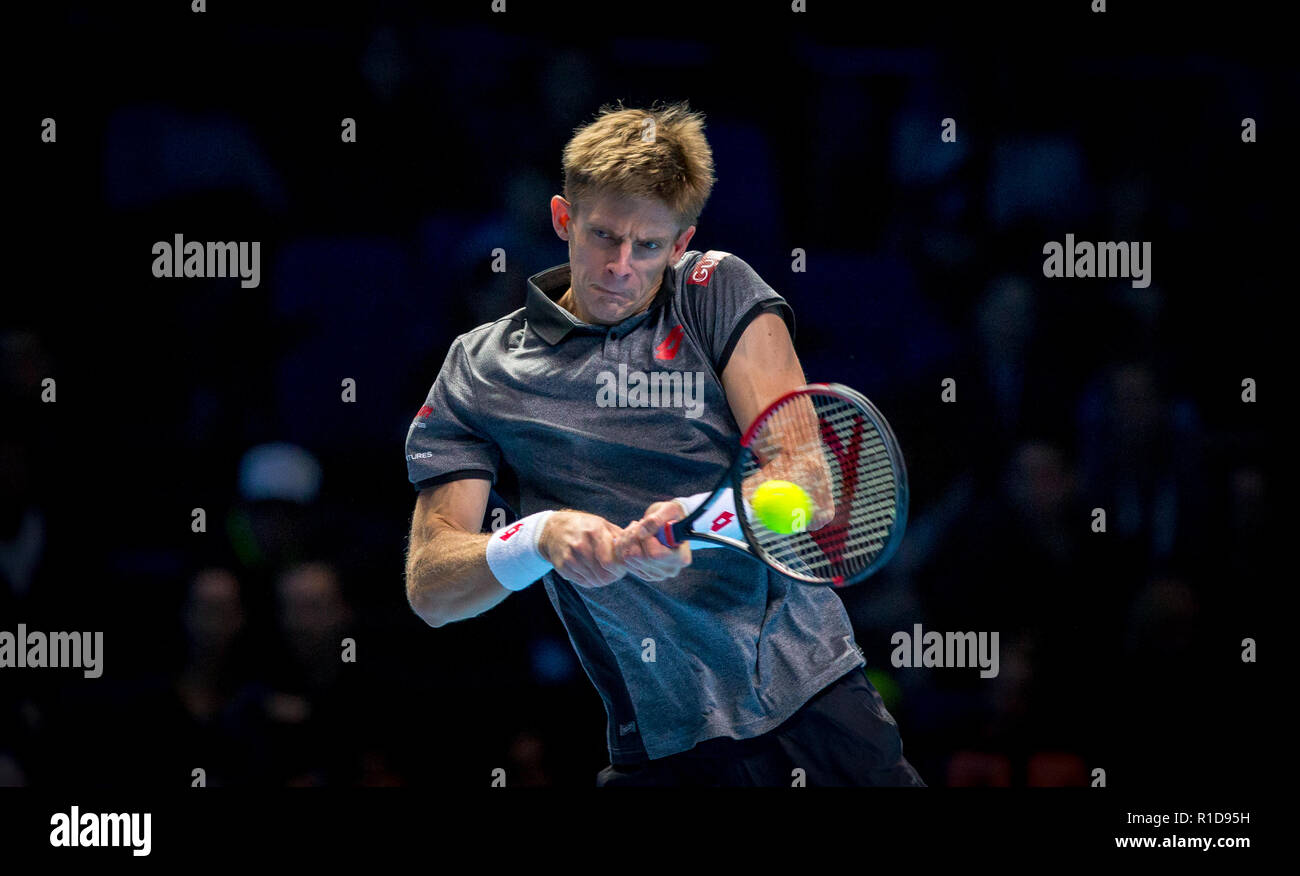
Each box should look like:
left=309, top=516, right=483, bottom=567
left=649, top=383, right=908, bottom=588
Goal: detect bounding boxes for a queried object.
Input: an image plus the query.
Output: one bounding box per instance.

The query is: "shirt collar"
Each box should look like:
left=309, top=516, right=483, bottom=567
left=526, top=262, right=673, bottom=345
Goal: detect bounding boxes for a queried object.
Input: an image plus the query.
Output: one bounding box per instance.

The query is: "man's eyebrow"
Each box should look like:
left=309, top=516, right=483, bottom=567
left=588, top=223, right=670, bottom=243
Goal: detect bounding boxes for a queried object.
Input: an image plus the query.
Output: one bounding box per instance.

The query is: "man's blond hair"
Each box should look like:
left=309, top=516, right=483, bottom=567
left=562, top=100, right=715, bottom=236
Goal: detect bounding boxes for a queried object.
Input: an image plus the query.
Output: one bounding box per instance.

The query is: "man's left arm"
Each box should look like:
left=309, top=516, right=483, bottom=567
left=719, top=310, right=806, bottom=433
left=722, top=313, right=835, bottom=528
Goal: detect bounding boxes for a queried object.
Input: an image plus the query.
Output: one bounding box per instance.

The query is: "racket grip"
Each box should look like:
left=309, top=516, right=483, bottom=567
left=655, top=522, right=678, bottom=548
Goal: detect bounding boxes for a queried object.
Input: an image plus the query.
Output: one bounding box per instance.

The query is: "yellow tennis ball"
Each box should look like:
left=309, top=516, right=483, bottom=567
left=752, top=480, right=814, bottom=534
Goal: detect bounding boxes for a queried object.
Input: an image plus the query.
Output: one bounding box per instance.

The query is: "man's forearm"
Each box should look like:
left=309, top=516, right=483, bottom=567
left=406, top=528, right=511, bottom=627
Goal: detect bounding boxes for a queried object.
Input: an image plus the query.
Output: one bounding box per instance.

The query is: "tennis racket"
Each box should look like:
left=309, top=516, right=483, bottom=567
left=655, top=382, right=908, bottom=588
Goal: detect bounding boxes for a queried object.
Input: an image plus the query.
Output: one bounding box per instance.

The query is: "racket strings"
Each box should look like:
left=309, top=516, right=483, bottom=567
left=742, top=391, right=899, bottom=582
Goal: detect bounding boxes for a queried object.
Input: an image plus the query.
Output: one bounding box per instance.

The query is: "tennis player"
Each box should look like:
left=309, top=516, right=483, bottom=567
left=404, top=101, right=924, bottom=787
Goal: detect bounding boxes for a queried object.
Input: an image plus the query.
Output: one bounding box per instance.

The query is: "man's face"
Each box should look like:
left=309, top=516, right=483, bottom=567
left=552, top=191, right=695, bottom=325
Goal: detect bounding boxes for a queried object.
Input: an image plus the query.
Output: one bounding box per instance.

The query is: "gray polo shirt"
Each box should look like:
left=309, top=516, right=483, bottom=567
left=405, top=249, right=866, bottom=763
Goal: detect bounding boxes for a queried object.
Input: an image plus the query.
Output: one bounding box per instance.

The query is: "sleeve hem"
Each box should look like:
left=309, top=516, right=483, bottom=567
left=413, top=469, right=496, bottom=491
left=716, top=299, right=795, bottom=376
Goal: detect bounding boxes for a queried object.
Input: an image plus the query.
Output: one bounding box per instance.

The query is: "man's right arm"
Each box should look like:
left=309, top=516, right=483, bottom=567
left=405, top=479, right=655, bottom=627
left=405, top=478, right=507, bottom=628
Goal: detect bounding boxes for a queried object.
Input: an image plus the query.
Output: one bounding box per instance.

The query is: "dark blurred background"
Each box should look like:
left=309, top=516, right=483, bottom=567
left=3, top=2, right=1282, bottom=788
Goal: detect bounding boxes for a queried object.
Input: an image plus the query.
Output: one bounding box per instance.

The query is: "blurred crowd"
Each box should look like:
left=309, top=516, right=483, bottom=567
left=3, top=18, right=1274, bottom=786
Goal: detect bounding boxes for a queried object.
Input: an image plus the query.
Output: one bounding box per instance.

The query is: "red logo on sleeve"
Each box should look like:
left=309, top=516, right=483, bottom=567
left=411, top=403, right=435, bottom=430
left=654, top=324, right=685, bottom=360
left=499, top=522, right=524, bottom=540
left=686, top=250, right=730, bottom=286
left=710, top=511, right=735, bottom=532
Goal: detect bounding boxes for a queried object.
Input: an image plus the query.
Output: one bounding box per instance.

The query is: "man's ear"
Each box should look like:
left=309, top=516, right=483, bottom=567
left=551, top=195, right=574, bottom=238
left=673, top=225, right=697, bottom=260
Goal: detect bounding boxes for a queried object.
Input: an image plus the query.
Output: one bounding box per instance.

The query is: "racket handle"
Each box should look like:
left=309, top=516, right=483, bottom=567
left=656, top=521, right=678, bottom=548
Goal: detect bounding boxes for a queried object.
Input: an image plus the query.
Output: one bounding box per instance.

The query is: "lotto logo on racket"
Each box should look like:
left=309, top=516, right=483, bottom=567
left=687, top=250, right=731, bottom=286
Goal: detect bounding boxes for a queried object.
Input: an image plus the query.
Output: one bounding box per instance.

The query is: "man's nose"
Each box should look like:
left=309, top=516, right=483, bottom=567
left=607, top=240, right=635, bottom=277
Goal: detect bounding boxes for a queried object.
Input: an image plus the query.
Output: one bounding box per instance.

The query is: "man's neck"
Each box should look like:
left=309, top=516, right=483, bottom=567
left=556, top=286, right=587, bottom=323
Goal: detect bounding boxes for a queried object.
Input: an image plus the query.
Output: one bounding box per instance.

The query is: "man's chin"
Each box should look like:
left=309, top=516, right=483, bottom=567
left=591, top=299, right=632, bottom=323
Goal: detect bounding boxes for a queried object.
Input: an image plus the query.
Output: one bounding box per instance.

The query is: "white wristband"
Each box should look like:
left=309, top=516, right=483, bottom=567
left=485, top=510, right=555, bottom=591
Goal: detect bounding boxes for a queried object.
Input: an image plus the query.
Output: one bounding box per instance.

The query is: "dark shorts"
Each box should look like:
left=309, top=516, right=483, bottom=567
left=596, top=667, right=926, bottom=787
